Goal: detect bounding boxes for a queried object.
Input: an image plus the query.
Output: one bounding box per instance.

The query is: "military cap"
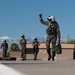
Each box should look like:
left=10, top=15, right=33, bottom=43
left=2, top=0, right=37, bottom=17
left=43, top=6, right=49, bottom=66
left=3, top=40, right=7, bottom=42
left=34, top=38, right=37, bottom=40
left=21, top=35, right=25, bottom=38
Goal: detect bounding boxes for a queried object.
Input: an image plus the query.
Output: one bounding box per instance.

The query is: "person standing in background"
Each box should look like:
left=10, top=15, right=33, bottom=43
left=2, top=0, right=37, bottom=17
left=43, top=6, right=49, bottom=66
left=32, top=38, right=40, bottom=60
left=1, top=40, right=8, bottom=60
left=20, top=35, right=27, bottom=60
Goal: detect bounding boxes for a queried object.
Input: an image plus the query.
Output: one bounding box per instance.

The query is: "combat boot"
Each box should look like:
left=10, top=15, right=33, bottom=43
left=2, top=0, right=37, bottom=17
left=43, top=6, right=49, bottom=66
left=34, top=53, right=37, bottom=60
left=48, top=54, right=52, bottom=61
left=52, top=56, right=55, bottom=61
left=52, top=51, right=55, bottom=61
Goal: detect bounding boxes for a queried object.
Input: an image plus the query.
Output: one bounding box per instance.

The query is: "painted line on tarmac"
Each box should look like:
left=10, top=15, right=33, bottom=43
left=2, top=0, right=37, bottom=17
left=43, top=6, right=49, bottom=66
left=0, top=63, right=26, bottom=75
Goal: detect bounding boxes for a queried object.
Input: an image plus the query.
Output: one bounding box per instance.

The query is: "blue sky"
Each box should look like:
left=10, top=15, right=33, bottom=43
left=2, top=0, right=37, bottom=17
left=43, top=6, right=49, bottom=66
left=0, top=0, right=75, bottom=39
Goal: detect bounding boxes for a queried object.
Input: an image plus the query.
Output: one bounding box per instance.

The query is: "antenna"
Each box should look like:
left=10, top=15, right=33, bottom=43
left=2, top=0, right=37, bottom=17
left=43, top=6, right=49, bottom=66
left=67, top=35, right=70, bottom=43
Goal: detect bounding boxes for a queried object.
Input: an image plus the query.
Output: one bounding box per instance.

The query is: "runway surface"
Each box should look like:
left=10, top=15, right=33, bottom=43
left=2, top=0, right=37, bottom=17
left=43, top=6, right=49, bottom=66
left=0, top=60, right=75, bottom=75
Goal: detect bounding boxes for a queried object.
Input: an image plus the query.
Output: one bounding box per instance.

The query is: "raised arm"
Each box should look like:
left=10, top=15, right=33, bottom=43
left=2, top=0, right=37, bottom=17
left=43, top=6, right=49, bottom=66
left=39, top=14, right=50, bottom=26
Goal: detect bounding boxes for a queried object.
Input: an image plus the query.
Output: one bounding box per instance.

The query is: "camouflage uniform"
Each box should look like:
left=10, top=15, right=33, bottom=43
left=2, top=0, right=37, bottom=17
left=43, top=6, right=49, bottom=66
left=32, top=38, right=40, bottom=60
left=1, top=40, right=8, bottom=60
left=20, top=35, right=27, bottom=60
left=39, top=14, right=61, bottom=61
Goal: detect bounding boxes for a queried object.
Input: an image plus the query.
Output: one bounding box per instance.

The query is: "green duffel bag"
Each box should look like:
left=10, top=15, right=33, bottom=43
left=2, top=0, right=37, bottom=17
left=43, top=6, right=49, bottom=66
left=55, top=43, right=62, bottom=54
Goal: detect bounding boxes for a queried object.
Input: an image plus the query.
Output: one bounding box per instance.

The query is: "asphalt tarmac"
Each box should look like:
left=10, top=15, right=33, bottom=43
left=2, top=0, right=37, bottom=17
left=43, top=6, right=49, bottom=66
left=0, top=60, right=75, bottom=75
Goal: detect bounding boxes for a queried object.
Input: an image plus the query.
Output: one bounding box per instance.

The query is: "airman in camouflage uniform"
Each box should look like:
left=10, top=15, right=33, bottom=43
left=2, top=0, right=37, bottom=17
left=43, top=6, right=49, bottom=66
left=1, top=40, right=8, bottom=60
left=20, top=35, right=27, bottom=60
left=39, top=14, right=61, bottom=61
left=32, top=38, right=40, bottom=60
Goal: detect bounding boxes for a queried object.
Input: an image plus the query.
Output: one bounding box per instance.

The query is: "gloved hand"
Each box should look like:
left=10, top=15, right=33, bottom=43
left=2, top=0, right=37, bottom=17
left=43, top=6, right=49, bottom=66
left=39, top=14, right=42, bottom=18
left=58, top=38, right=60, bottom=44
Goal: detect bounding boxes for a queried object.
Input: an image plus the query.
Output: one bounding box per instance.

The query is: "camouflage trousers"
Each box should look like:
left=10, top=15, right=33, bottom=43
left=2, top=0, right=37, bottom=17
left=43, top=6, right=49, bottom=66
left=33, top=47, right=39, bottom=60
left=46, top=34, right=57, bottom=60
left=2, top=49, right=7, bottom=60
left=21, top=46, right=26, bottom=60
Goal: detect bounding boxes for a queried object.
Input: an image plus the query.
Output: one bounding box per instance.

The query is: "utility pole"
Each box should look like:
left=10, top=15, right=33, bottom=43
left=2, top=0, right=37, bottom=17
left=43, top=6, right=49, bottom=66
left=67, top=35, right=70, bottom=43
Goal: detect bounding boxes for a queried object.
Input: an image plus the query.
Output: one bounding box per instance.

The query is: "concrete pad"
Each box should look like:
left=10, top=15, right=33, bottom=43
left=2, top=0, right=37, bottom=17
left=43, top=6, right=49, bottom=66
left=0, top=60, right=75, bottom=75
